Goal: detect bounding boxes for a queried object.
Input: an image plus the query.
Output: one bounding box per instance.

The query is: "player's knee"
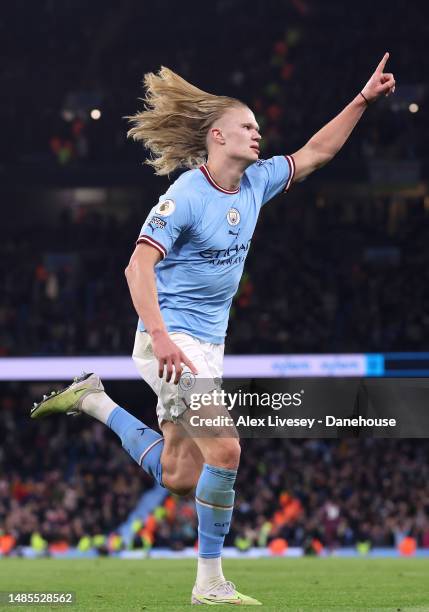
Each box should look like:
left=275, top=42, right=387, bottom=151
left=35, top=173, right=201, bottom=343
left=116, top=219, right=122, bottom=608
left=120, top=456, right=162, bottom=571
left=205, top=438, right=241, bottom=469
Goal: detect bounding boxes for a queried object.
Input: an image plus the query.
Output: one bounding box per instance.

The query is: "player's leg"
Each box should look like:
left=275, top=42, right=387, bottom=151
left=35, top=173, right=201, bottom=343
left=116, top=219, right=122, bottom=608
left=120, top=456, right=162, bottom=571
left=175, top=380, right=261, bottom=605
left=133, top=331, right=258, bottom=601
left=91, top=393, right=205, bottom=496
left=69, top=331, right=202, bottom=491
left=30, top=331, right=208, bottom=494
left=160, top=420, right=203, bottom=495
left=179, top=340, right=260, bottom=603
left=31, top=373, right=166, bottom=485
left=30, top=372, right=205, bottom=495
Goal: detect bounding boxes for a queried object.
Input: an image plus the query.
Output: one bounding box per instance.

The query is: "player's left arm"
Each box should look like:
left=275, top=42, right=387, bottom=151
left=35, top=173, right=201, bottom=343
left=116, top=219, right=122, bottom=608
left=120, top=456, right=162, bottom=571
left=291, top=52, right=396, bottom=183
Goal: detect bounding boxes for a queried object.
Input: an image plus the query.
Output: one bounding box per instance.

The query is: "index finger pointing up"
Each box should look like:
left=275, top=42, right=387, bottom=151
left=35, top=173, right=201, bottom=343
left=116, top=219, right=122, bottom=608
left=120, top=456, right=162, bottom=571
left=377, top=52, right=390, bottom=73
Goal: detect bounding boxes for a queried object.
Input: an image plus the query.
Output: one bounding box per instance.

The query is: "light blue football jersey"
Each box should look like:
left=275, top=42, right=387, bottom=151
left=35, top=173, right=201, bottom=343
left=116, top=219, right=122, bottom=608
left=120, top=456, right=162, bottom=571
left=136, top=155, right=295, bottom=343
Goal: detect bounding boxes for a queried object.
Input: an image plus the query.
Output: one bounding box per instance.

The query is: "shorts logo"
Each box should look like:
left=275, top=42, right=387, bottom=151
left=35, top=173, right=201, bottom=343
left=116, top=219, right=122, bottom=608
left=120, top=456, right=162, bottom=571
left=155, top=199, right=176, bottom=217
left=179, top=371, right=196, bottom=391
left=148, top=216, right=167, bottom=232
left=227, top=208, right=240, bottom=226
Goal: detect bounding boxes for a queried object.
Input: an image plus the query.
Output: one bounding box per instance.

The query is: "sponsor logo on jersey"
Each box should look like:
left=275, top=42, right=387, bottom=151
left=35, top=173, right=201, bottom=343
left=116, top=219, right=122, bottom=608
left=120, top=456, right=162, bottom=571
left=199, top=240, right=251, bottom=260
left=198, top=240, right=251, bottom=266
left=227, top=208, right=240, bottom=226
left=155, top=199, right=176, bottom=217
left=148, top=216, right=167, bottom=232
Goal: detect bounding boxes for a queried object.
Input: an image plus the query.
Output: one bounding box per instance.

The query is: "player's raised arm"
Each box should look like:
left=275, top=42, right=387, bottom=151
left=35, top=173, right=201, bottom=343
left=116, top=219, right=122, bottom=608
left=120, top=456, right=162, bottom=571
left=290, top=52, right=396, bottom=183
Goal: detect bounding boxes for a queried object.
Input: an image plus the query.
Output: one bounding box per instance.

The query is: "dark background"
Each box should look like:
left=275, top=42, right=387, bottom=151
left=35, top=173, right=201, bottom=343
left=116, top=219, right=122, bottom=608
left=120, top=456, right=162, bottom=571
left=2, top=0, right=429, bottom=357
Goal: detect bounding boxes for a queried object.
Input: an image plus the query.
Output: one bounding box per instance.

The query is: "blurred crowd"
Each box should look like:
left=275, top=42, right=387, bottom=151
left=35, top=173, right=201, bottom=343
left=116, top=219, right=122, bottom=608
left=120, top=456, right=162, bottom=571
left=0, top=209, right=139, bottom=356
left=0, top=386, right=153, bottom=553
left=2, top=0, right=428, bottom=167
left=135, top=437, right=429, bottom=554
left=1, top=193, right=429, bottom=356
left=231, top=438, right=429, bottom=550
left=1, top=388, right=428, bottom=553
left=229, top=191, right=429, bottom=354
left=2, top=0, right=429, bottom=356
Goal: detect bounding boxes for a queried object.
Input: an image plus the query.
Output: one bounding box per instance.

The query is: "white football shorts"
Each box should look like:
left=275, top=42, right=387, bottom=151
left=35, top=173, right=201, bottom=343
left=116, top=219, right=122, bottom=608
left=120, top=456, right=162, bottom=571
left=132, top=330, right=224, bottom=426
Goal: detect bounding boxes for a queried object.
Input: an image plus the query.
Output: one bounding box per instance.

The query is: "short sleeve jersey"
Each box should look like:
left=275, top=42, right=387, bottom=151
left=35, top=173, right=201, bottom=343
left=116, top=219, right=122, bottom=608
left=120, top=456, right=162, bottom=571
left=137, top=155, right=295, bottom=343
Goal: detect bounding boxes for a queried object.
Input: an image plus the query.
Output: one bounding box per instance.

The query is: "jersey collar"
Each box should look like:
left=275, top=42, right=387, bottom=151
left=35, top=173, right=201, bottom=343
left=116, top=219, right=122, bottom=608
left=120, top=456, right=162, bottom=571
left=199, top=164, right=240, bottom=195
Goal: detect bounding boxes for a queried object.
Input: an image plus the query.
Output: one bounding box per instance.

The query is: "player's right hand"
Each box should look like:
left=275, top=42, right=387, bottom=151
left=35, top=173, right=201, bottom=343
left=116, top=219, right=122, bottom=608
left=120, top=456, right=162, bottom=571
left=151, top=329, right=198, bottom=384
left=361, top=52, right=396, bottom=103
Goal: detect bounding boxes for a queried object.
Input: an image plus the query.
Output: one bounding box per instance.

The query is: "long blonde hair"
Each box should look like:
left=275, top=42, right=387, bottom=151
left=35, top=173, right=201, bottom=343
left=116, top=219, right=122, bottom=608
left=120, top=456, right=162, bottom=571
left=126, top=67, right=244, bottom=176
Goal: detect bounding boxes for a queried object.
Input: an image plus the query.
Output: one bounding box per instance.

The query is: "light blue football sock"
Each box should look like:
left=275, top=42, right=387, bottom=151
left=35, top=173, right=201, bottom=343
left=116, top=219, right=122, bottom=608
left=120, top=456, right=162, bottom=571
left=107, top=406, right=164, bottom=486
left=195, top=463, right=237, bottom=559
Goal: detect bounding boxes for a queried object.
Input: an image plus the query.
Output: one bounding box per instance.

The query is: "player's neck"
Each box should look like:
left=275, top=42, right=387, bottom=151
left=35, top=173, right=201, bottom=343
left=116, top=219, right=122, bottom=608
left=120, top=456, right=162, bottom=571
left=205, top=157, right=246, bottom=192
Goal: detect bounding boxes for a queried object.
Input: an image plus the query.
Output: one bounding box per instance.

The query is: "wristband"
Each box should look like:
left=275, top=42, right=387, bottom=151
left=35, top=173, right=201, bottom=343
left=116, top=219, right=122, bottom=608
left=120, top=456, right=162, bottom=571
left=359, top=91, right=370, bottom=106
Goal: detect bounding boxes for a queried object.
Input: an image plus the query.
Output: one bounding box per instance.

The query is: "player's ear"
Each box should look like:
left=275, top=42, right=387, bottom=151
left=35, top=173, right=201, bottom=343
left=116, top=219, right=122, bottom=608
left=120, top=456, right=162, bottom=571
left=210, top=127, right=226, bottom=145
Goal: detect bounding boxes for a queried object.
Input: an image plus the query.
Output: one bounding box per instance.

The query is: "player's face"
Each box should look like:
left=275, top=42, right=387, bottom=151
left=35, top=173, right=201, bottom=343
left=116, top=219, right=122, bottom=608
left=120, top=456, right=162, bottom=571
left=216, top=106, right=262, bottom=164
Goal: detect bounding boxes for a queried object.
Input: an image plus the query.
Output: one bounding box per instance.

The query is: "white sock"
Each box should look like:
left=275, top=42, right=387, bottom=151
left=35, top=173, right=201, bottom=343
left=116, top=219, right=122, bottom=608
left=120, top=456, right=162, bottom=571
left=196, top=557, right=225, bottom=590
left=81, top=391, right=117, bottom=425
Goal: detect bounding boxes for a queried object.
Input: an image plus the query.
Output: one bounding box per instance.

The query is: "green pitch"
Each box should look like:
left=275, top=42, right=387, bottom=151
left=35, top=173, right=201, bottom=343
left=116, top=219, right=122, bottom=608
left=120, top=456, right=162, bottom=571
left=0, top=558, right=428, bottom=611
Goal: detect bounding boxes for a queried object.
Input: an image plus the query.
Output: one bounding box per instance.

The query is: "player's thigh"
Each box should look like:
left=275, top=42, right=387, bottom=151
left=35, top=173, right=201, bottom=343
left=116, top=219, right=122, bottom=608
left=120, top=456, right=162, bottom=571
left=178, top=339, right=239, bottom=468
left=132, top=330, right=237, bottom=466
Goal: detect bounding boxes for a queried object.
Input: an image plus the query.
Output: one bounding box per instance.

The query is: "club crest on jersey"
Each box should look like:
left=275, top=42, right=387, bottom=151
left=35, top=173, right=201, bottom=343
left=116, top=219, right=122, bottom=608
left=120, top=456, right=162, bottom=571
left=155, top=199, right=175, bottom=217
left=227, top=208, right=240, bottom=226
left=179, top=371, right=196, bottom=391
